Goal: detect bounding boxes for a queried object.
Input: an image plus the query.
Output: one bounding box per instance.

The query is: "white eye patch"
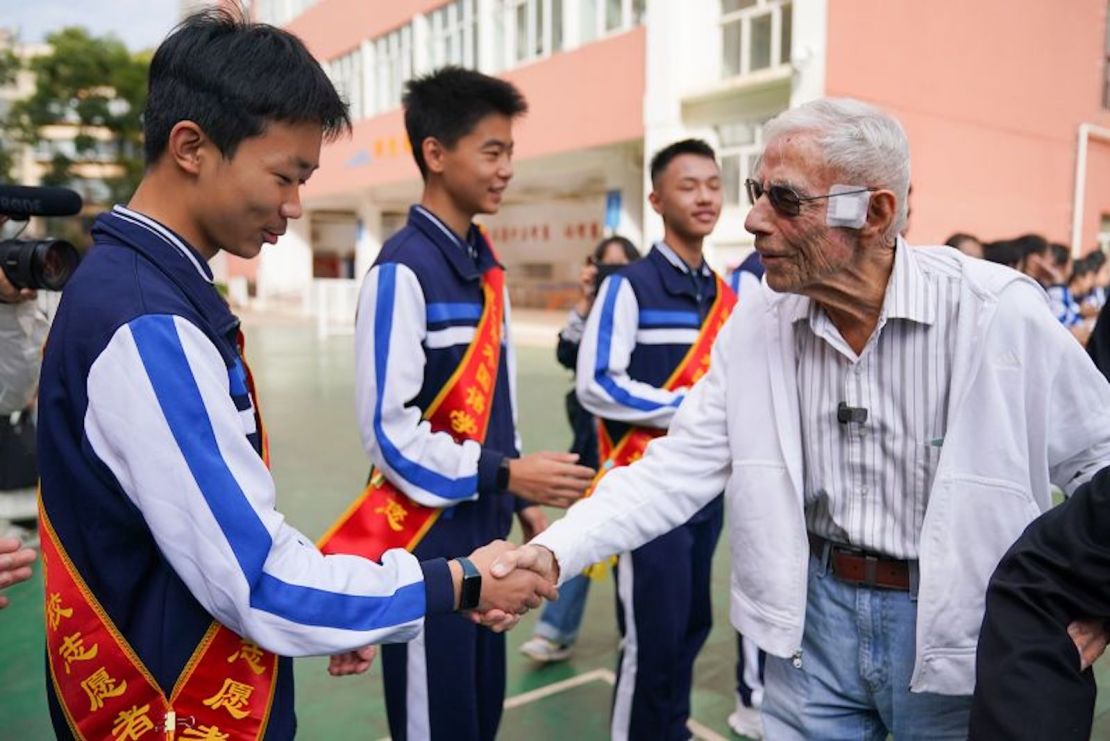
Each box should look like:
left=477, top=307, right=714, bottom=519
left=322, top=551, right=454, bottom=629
left=826, top=184, right=872, bottom=229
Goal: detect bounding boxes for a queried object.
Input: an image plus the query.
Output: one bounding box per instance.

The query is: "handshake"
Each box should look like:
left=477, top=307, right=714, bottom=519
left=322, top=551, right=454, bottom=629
left=328, top=540, right=563, bottom=676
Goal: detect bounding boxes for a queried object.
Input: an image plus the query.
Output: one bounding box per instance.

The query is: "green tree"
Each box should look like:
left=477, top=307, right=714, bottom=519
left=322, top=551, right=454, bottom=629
left=0, top=46, right=21, bottom=180
left=8, top=28, right=148, bottom=206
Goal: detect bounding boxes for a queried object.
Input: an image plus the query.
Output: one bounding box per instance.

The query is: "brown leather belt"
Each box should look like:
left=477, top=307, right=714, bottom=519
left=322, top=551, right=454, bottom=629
left=808, top=533, right=912, bottom=591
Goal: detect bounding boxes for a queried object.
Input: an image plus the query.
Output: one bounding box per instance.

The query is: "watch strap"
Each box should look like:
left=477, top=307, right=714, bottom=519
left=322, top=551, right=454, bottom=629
left=454, top=556, right=481, bottom=611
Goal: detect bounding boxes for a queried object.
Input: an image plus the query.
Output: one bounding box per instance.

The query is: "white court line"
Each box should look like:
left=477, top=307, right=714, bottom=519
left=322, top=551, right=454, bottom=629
left=502, top=667, right=616, bottom=709
left=375, top=666, right=728, bottom=741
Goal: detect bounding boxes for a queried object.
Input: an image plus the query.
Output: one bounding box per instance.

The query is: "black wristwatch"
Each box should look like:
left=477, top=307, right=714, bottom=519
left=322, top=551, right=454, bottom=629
left=496, top=456, right=512, bottom=491
left=454, top=556, right=481, bottom=611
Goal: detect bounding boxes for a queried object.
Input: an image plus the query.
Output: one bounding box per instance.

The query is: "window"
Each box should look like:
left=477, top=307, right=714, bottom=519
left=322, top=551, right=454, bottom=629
left=328, top=48, right=364, bottom=120
left=1104, top=0, right=1110, bottom=108
left=717, top=119, right=771, bottom=209
left=372, top=25, right=414, bottom=115
left=254, top=0, right=318, bottom=26
left=579, top=0, right=644, bottom=43
left=720, top=0, right=792, bottom=80
left=428, top=0, right=479, bottom=69
left=499, top=0, right=561, bottom=66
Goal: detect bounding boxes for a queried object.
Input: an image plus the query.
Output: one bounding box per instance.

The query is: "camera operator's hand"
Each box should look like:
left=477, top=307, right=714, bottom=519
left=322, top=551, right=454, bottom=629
left=0, top=269, right=36, bottom=304
left=0, top=216, right=35, bottom=304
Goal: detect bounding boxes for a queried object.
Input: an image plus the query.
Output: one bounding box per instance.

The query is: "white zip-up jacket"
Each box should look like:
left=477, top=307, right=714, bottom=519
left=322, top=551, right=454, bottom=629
left=533, top=246, right=1110, bottom=696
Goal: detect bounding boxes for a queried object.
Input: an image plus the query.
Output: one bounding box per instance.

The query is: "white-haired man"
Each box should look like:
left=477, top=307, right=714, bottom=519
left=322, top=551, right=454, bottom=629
left=490, top=98, right=1110, bottom=738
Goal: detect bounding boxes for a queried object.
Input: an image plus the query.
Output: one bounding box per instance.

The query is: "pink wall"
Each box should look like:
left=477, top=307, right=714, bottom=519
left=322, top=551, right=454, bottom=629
left=304, top=28, right=646, bottom=200
left=826, top=0, right=1110, bottom=250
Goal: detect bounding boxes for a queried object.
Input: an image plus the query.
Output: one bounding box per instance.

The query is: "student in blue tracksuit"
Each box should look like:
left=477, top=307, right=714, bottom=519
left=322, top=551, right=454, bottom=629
left=353, top=67, right=595, bottom=741
left=35, top=13, right=551, bottom=739
left=575, top=139, right=727, bottom=740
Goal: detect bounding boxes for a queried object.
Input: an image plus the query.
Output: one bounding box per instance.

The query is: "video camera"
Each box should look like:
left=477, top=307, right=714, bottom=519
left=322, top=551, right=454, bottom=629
left=0, top=184, right=83, bottom=291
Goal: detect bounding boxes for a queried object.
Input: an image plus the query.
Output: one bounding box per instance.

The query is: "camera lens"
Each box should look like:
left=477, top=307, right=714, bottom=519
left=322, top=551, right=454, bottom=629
left=0, top=238, right=81, bottom=291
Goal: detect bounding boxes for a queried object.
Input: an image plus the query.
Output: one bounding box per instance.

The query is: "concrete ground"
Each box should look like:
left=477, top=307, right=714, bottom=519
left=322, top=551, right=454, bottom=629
left=2, top=310, right=1109, bottom=739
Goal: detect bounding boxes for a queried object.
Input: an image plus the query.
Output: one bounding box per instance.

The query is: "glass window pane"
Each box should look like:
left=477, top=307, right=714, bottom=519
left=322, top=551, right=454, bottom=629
left=721, top=155, right=741, bottom=206
left=780, top=4, right=793, bottom=65
left=580, top=0, right=598, bottom=42
left=722, top=19, right=742, bottom=77
left=750, top=13, right=772, bottom=71
left=553, top=0, right=564, bottom=50
left=721, top=0, right=756, bottom=13
left=536, top=0, right=546, bottom=55
left=516, top=2, right=529, bottom=60
left=632, top=0, right=646, bottom=23
left=745, top=152, right=761, bottom=183
left=605, top=0, right=622, bottom=31
left=717, top=121, right=753, bottom=148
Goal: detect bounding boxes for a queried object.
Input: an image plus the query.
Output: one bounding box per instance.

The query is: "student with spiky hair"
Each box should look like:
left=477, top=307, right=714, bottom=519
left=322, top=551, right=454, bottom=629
left=328, top=66, right=593, bottom=740
left=35, top=14, right=552, bottom=740
left=572, top=139, right=734, bottom=740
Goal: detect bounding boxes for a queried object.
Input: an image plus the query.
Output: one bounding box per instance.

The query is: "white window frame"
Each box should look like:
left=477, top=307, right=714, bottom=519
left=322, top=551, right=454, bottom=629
left=428, top=0, right=479, bottom=69
left=717, top=119, right=770, bottom=211
left=370, top=25, right=414, bottom=116
left=327, top=47, right=364, bottom=120
left=719, top=0, right=792, bottom=81
left=578, top=0, right=643, bottom=45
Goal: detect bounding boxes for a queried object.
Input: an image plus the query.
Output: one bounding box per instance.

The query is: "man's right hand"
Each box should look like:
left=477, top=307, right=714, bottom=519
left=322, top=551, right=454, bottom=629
left=0, top=266, right=35, bottom=304
left=490, top=543, right=560, bottom=585
left=465, top=540, right=557, bottom=616
left=508, top=452, right=594, bottom=508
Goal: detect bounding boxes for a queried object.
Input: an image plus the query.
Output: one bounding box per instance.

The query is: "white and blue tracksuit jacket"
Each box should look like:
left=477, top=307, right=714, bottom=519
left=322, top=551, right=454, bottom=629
left=37, top=206, right=456, bottom=739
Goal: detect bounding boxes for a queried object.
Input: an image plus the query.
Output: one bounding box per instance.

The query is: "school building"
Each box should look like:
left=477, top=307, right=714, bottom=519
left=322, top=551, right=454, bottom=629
left=224, top=0, right=1110, bottom=320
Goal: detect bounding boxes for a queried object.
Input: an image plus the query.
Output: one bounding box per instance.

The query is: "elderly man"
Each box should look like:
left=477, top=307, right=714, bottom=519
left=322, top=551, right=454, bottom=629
left=491, top=97, right=1110, bottom=739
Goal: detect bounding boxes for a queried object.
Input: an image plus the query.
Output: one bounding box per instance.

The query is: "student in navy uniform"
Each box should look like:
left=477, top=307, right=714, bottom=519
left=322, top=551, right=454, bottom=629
left=519, top=235, right=641, bottom=664
left=351, top=67, right=595, bottom=741
left=575, top=139, right=728, bottom=740
left=35, top=13, right=552, bottom=740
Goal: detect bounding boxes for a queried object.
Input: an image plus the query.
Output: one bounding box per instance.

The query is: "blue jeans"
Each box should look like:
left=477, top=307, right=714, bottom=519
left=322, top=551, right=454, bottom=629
left=762, top=551, right=971, bottom=741
left=533, top=572, right=591, bottom=644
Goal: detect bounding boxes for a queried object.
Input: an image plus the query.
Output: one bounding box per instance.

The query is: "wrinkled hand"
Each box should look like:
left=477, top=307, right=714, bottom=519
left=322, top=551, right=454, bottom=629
left=0, top=537, right=37, bottom=610
left=508, top=452, right=594, bottom=508
left=516, top=506, right=549, bottom=543
left=490, top=543, right=560, bottom=586
left=466, top=540, right=557, bottom=617
left=1068, top=619, right=1109, bottom=671
left=327, top=645, right=377, bottom=677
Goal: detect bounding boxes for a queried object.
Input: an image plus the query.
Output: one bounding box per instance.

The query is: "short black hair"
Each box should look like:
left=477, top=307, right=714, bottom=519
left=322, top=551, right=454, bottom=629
left=983, top=240, right=1022, bottom=268
left=944, top=232, right=978, bottom=249
left=403, top=66, right=528, bottom=179
left=1012, top=233, right=1049, bottom=259
left=649, top=139, right=717, bottom=184
left=143, top=7, right=350, bottom=165
left=1049, top=242, right=1070, bottom=267
left=592, top=235, right=640, bottom=264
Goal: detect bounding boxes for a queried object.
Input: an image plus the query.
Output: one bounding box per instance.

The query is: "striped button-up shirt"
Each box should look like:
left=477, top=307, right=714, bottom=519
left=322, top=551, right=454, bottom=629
left=794, top=243, right=961, bottom=559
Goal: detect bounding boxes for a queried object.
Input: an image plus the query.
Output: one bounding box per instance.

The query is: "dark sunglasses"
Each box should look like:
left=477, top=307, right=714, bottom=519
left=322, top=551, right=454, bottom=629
left=744, top=179, right=876, bottom=217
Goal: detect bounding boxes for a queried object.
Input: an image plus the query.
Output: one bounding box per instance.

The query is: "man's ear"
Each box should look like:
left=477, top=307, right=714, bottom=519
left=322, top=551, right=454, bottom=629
left=648, top=187, right=663, bottom=217
left=863, top=189, right=897, bottom=241
left=422, top=137, right=448, bottom=176
left=166, top=121, right=210, bottom=177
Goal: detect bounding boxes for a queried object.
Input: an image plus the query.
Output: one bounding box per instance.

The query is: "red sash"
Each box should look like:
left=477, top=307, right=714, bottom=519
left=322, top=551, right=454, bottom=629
left=318, top=265, right=506, bottom=560
left=43, top=334, right=278, bottom=740
left=589, top=275, right=737, bottom=496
